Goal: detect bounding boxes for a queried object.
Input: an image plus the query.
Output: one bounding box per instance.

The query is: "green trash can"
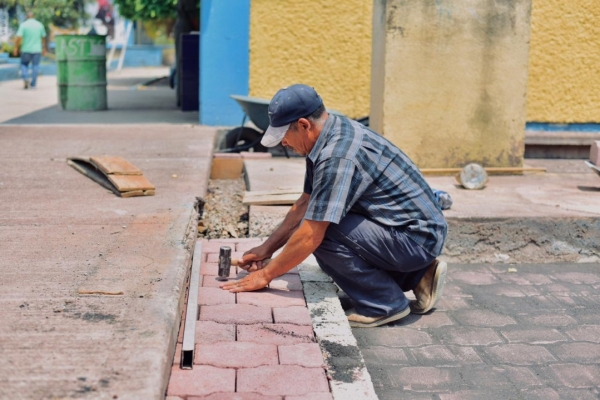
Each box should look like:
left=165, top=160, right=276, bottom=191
left=55, top=35, right=107, bottom=111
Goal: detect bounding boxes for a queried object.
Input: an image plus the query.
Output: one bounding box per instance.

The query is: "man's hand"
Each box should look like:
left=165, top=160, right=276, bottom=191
left=238, top=244, right=273, bottom=271
left=220, top=269, right=270, bottom=293
left=12, top=48, right=18, bottom=57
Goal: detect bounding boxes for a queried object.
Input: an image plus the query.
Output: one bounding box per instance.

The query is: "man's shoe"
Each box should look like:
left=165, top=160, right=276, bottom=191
left=410, top=259, right=447, bottom=314
left=23, top=80, right=29, bottom=89
left=346, top=306, right=410, bottom=328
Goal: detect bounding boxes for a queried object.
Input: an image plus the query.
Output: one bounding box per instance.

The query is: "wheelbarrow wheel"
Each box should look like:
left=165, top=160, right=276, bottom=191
left=222, top=127, right=268, bottom=153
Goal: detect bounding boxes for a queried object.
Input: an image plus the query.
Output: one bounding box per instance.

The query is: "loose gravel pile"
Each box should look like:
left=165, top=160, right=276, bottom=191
left=198, top=178, right=249, bottom=239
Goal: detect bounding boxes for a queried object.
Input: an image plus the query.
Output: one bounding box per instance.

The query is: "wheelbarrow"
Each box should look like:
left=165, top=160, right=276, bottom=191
left=219, top=95, right=272, bottom=154
left=219, top=94, right=368, bottom=154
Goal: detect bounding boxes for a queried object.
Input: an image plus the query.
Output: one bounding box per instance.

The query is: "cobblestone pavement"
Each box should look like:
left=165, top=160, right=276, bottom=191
left=354, top=263, right=600, bottom=400
left=167, top=239, right=333, bottom=399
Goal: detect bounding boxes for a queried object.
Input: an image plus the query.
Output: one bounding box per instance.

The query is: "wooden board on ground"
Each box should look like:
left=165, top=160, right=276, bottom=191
left=243, top=190, right=302, bottom=205
left=420, top=167, right=547, bottom=176
left=108, top=174, right=155, bottom=192
left=67, top=156, right=155, bottom=197
left=90, top=156, right=142, bottom=175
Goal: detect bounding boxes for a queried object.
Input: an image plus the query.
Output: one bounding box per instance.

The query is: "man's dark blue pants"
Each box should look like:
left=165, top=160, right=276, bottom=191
left=313, top=213, right=435, bottom=317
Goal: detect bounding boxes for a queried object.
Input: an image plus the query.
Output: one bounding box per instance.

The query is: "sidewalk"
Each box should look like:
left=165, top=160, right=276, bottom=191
left=0, top=124, right=214, bottom=398
left=0, top=67, right=198, bottom=125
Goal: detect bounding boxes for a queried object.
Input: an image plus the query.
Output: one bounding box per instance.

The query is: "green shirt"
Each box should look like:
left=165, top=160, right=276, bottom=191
left=16, top=18, right=46, bottom=54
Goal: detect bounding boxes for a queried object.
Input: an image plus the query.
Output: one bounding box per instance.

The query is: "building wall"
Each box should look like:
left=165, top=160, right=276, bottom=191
left=371, top=0, right=531, bottom=169
left=526, top=0, right=600, bottom=123
left=249, top=0, right=372, bottom=119
left=249, top=0, right=599, bottom=124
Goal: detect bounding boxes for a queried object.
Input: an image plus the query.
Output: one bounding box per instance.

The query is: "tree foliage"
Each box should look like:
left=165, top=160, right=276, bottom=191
left=0, top=0, right=86, bottom=30
left=112, top=0, right=177, bottom=21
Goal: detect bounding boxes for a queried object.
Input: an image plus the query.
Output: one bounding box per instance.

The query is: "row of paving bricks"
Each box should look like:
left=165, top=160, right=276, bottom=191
left=167, top=238, right=334, bottom=399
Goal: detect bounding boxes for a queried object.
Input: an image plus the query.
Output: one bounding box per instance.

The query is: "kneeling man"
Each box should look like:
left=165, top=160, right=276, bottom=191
left=221, top=84, right=448, bottom=327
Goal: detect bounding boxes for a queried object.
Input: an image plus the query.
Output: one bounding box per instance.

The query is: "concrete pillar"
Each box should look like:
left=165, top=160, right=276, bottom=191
left=370, top=0, right=532, bottom=168
left=199, top=0, right=250, bottom=126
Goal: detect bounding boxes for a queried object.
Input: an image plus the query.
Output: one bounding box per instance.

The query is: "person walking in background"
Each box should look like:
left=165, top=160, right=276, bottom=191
left=13, top=12, right=47, bottom=90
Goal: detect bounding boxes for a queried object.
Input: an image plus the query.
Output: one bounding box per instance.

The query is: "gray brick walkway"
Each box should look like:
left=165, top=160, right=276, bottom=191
left=354, top=263, right=600, bottom=399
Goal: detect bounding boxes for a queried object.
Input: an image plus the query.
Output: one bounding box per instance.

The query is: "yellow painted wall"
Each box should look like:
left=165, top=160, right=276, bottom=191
left=249, top=0, right=372, bottom=119
left=526, top=0, right=600, bottom=122
left=250, top=0, right=600, bottom=123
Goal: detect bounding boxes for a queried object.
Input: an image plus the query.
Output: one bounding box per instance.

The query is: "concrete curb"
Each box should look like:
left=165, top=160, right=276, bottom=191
left=299, top=255, right=379, bottom=400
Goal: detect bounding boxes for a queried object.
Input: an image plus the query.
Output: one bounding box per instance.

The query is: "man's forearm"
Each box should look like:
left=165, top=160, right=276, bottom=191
left=262, top=193, right=309, bottom=254
left=262, top=219, right=329, bottom=281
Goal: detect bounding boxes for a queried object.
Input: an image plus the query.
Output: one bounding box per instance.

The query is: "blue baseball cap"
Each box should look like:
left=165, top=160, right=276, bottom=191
left=261, top=84, right=323, bottom=147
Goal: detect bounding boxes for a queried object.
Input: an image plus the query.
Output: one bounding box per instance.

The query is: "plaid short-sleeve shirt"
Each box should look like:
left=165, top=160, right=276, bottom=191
left=304, top=114, right=448, bottom=257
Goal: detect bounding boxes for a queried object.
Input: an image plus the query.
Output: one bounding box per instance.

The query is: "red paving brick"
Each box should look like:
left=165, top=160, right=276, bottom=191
left=202, top=275, right=232, bottom=288
left=200, top=304, right=273, bottom=325
left=237, top=365, right=329, bottom=396
left=278, top=343, right=325, bottom=367
left=201, top=262, right=221, bottom=276
left=196, top=342, right=279, bottom=368
left=202, top=239, right=241, bottom=253
left=235, top=239, right=264, bottom=252
left=272, top=306, right=313, bottom=325
left=237, top=288, right=306, bottom=308
left=198, top=287, right=236, bottom=306
left=286, top=394, right=334, bottom=400
left=167, top=365, right=235, bottom=397
left=237, top=323, right=315, bottom=345
left=195, top=321, right=236, bottom=344
left=191, top=394, right=281, bottom=400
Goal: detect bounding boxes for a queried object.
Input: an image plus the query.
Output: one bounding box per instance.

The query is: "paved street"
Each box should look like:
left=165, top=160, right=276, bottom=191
left=355, top=263, right=600, bottom=400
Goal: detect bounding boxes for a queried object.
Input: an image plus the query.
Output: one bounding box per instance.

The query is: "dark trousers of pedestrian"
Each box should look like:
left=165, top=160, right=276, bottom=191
left=313, top=212, right=436, bottom=317
left=20, top=53, right=41, bottom=87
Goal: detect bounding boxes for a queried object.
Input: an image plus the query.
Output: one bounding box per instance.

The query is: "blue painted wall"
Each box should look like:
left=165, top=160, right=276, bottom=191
left=199, top=0, right=250, bottom=126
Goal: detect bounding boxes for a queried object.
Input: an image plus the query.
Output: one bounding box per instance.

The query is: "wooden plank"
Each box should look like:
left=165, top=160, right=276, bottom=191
left=90, top=156, right=143, bottom=175
left=420, top=167, right=547, bottom=176
left=243, top=191, right=302, bottom=205
left=108, top=174, right=155, bottom=192
left=67, top=158, right=121, bottom=195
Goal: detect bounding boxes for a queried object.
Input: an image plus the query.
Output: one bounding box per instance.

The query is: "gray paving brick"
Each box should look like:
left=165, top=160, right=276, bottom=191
left=551, top=342, right=600, bottom=363
left=565, top=325, right=600, bottom=342
left=354, top=327, right=432, bottom=347
left=500, top=327, right=567, bottom=344
left=438, top=327, right=503, bottom=346
left=483, top=344, right=557, bottom=365
left=452, top=309, right=516, bottom=327
left=355, top=264, right=600, bottom=399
